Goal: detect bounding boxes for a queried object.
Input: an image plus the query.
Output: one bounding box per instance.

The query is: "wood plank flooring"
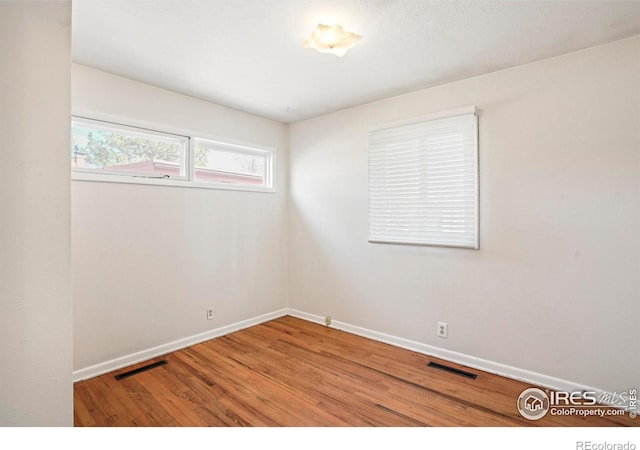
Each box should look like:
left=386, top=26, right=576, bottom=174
left=74, top=315, right=638, bottom=427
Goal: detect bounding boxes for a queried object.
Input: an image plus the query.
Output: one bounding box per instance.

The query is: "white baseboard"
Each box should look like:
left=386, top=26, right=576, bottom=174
left=285, top=308, right=634, bottom=412
left=286, top=308, right=579, bottom=390
left=73, top=307, right=634, bottom=413
left=72, top=309, right=289, bottom=382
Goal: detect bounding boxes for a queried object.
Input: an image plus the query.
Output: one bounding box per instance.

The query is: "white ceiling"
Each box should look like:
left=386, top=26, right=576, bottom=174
left=72, top=0, right=640, bottom=123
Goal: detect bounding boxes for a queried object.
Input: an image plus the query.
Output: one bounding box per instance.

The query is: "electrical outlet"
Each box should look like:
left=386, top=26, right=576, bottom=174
left=207, top=308, right=214, bottom=320
left=437, top=322, right=448, bottom=338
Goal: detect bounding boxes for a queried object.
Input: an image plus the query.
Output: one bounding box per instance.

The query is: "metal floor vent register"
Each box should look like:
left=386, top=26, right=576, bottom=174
left=115, top=360, right=167, bottom=380
left=427, top=361, right=478, bottom=380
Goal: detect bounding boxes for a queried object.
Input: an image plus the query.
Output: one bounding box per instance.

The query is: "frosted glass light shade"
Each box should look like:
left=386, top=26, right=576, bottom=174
left=304, top=24, right=361, bottom=57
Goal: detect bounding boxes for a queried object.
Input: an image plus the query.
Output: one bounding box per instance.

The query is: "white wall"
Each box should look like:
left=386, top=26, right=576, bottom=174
left=0, top=2, right=73, bottom=425
left=72, top=65, right=288, bottom=372
left=288, top=37, right=640, bottom=393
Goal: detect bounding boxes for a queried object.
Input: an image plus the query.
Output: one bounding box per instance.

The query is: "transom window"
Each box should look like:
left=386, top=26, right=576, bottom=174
left=72, top=118, right=188, bottom=179
left=194, top=138, right=272, bottom=188
left=71, top=116, right=275, bottom=192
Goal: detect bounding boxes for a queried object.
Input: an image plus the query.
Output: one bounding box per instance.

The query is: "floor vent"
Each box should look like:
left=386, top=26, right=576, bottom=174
left=115, top=360, right=167, bottom=380
left=427, top=361, right=477, bottom=379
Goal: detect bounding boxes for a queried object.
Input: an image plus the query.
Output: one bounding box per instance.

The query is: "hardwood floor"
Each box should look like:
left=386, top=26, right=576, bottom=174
left=74, top=316, right=637, bottom=427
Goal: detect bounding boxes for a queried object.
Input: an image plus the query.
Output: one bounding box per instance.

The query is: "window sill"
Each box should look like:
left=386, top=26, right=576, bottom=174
left=71, top=171, right=276, bottom=193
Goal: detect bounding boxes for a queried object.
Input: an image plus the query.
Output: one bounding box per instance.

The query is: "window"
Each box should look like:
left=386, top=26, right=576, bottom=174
left=194, top=138, right=273, bottom=188
left=368, top=107, right=479, bottom=249
left=71, top=116, right=275, bottom=192
left=72, top=117, right=189, bottom=179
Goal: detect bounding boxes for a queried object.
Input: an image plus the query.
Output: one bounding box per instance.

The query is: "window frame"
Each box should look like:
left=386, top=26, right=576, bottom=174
left=368, top=106, right=479, bottom=249
left=72, top=116, right=191, bottom=181
left=71, top=111, right=276, bottom=193
left=192, top=137, right=274, bottom=190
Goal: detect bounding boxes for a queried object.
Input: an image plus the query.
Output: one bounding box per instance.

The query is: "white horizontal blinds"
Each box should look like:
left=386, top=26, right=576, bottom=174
left=368, top=111, right=479, bottom=248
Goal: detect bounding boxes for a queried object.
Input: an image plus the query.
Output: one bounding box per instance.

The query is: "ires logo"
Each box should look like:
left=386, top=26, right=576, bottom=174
left=517, top=388, right=550, bottom=420
left=549, top=390, right=598, bottom=406
left=517, top=388, right=636, bottom=420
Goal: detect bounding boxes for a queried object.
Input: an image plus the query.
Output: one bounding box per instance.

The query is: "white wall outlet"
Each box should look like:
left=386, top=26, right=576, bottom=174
left=437, top=322, right=448, bottom=338
left=207, top=308, right=214, bottom=320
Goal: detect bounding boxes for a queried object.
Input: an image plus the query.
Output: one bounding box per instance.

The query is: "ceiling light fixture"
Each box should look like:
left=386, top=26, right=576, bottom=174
left=304, top=23, right=362, bottom=57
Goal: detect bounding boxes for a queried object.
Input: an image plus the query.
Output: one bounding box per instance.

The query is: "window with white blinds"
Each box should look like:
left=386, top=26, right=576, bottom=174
left=368, top=108, right=479, bottom=249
